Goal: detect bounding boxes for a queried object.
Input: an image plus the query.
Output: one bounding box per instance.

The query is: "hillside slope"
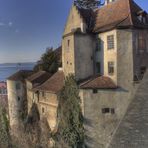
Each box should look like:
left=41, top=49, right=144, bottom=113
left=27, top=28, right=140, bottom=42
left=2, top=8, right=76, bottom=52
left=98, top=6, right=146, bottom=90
left=109, top=70, right=148, bottom=148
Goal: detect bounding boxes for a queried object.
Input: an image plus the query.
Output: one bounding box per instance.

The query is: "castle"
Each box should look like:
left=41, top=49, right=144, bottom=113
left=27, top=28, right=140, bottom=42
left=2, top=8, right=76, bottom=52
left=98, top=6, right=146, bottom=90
left=7, top=0, right=148, bottom=147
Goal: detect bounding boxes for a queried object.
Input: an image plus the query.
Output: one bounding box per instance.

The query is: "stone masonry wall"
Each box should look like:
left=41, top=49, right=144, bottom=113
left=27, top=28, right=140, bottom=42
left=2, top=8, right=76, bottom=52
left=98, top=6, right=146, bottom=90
left=74, top=33, right=95, bottom=80
left=97, top=30, right=118, bottom=84
left=7, top=80, right=26, bottom=135
left=81, top=29, right=143, bottom=148
left=38, top=91, right=58, bottom=132
left=133, top=29, right=148, bottom=78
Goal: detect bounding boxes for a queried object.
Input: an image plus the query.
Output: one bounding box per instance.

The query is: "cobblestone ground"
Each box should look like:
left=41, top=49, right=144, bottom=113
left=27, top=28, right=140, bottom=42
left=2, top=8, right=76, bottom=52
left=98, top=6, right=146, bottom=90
left=109, top=71, right=148, bottom=148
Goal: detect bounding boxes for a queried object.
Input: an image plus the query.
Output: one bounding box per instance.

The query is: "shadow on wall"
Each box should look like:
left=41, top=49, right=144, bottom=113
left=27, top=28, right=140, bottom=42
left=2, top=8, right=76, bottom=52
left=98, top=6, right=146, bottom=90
left=26, top=103, right=40, bottom=124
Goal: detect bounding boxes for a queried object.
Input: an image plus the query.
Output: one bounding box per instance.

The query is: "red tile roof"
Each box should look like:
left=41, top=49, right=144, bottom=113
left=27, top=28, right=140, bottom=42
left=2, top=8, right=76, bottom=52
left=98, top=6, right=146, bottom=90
left=26, top=71, right=51, bottom=87
left=78, top=0, right=148, bottom=33
left=34, top=71, right=64, bottom=94
left=7, top=70, right=33, bottom=81
left=80, top=76, right=117, bottom=89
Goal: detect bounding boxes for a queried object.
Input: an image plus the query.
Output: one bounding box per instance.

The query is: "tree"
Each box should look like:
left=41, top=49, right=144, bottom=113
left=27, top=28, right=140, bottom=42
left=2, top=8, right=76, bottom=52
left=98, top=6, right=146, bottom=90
left=74, top=0, right=103, bottom=9
left=55, top=75, right=84, bottom=148
left=33, top=47, right=61, bottom=74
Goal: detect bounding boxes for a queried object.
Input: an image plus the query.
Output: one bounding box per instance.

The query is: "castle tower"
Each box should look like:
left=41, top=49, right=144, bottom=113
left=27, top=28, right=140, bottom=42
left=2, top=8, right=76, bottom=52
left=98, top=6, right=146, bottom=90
left=62, top=5, right=96, bottom=80
left=7, top=70, right=32, bottom=136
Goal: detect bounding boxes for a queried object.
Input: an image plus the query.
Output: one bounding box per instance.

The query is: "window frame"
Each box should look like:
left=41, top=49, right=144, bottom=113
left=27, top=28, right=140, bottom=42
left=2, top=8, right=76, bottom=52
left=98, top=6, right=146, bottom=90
left=93, top=89, right=98, bottom=94
left=138, top=32, right=146, bottom=52
left=96, top=38, right=101, bottom=51
left=108, top=61, right=115, bottom=75
left=96, top=62, right=101, bottom=74
left=107, top=35, right=114, bottom=50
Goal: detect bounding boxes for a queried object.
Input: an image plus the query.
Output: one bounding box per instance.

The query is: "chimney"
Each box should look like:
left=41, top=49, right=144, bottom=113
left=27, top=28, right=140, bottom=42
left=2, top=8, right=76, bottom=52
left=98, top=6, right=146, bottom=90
left=105, top=0, right=115, bottom=5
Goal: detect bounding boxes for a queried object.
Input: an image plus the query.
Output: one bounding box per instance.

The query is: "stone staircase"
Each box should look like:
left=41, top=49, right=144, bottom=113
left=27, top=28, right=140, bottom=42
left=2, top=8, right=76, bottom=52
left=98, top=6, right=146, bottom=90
left=109, top=70, right=148, bottom=148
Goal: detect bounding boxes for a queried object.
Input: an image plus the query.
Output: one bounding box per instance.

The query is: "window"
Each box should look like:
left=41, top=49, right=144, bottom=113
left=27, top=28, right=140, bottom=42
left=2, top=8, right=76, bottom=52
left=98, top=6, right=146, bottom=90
left=102, top=108, right=110, bottom=114
left=93, top=89, right=98, bottom=94
left=18, top=97, right=20, bottom=101
left=108, top=62, right=114, bottom=75
left=111, top=108, right=115, bottom=114
left=68, top=40, right=70, bottom=47
left=16, top=82, right=21, bottom=90
left=102, top=108, right=115, bottom=114
left=96, top=38, right=101, bottom=51
left=138, top=33, right=146, bottom=52
left=107, top=35, right=114, bottom=49
left=42, top=107, right=45, bottom=113
left=96, top=62, right=101, bottom=74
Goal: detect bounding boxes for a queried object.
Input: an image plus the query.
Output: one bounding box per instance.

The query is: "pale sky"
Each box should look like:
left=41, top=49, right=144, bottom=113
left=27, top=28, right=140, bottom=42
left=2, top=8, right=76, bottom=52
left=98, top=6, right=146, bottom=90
left=0, top=0, right=147, bottom=63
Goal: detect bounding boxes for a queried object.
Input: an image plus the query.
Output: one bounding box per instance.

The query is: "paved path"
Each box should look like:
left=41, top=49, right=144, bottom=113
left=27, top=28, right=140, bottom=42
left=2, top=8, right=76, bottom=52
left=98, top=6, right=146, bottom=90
left=109, top=71, right=148, bottom=148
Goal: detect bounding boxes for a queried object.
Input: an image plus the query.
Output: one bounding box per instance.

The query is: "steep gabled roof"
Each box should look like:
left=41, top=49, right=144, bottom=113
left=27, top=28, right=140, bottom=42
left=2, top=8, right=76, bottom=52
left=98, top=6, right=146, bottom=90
left=94, top=0, right=148, bottom=32
left=7, top=70, right=33, bottom=81
left=26, top=71, right=51, bottom=87
left=34, top=70, right=64, bottom=94
left=80, top=76, right=117, bottom=89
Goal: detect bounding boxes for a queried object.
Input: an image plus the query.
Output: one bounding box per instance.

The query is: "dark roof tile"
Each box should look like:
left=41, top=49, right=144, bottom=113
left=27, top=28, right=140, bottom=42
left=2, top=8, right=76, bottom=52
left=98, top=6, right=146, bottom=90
left=78, top=0, right=148, bottom=33
left=7, top=70, right=33, bottom=81
left=26, top=71, right=51, bottom=87
left=34, top=70, right=64, bottom=93
left=80, top=76, right=117, bottom=89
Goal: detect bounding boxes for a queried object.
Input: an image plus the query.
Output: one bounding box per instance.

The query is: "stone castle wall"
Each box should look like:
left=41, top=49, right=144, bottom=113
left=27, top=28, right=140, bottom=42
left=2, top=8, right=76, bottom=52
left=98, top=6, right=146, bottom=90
left=74, top=33, right=95, bottom=80
left=81, top=28, right=148, bottom=148
left=97, top=30, right=118, bottom=84
left=38, top=91, right=58, bottom=132
left=7, top=80, right=26, bottom=135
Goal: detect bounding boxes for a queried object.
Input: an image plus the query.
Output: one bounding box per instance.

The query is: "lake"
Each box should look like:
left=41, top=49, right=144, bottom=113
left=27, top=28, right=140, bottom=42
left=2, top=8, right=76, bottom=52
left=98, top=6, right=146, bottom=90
left=0, top=63, right=36, bottom=81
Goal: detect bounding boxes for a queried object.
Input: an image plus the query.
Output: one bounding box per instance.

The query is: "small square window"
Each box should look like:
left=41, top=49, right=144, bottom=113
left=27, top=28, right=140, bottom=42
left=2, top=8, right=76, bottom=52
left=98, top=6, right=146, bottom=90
left=111, top=108, right=115, bottom=114
left=107, top=35, right=114, bottom=50
left=93, top=89, right=98, bottom=94
left=102, top=108, right=110, bottom=114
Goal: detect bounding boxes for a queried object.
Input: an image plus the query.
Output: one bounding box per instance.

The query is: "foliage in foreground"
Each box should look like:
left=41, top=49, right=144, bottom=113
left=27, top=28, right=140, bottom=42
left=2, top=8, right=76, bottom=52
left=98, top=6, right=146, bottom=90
left=74, top=0, right=103, bottom=9
left=0, top=103, right=51, bottom=148
left=55, top=75, right=84, bottom=148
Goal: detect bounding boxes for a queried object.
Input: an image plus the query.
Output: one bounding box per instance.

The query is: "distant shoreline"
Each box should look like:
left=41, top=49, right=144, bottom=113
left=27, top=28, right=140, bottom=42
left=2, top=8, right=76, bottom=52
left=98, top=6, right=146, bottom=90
left=0, top=62, right=36, bottom=65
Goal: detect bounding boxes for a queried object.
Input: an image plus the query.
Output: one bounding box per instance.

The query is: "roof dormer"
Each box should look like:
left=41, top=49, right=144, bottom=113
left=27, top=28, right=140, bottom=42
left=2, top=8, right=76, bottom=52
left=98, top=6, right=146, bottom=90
left=137, top=10, right=147, bottom=24
left=105, top=0, right=116, bottom=5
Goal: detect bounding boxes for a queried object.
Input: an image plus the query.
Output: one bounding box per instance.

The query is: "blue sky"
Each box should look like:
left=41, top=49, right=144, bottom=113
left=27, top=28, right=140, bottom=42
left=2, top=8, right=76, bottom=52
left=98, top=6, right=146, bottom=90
left=0, top=0, right=147, bottom=63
